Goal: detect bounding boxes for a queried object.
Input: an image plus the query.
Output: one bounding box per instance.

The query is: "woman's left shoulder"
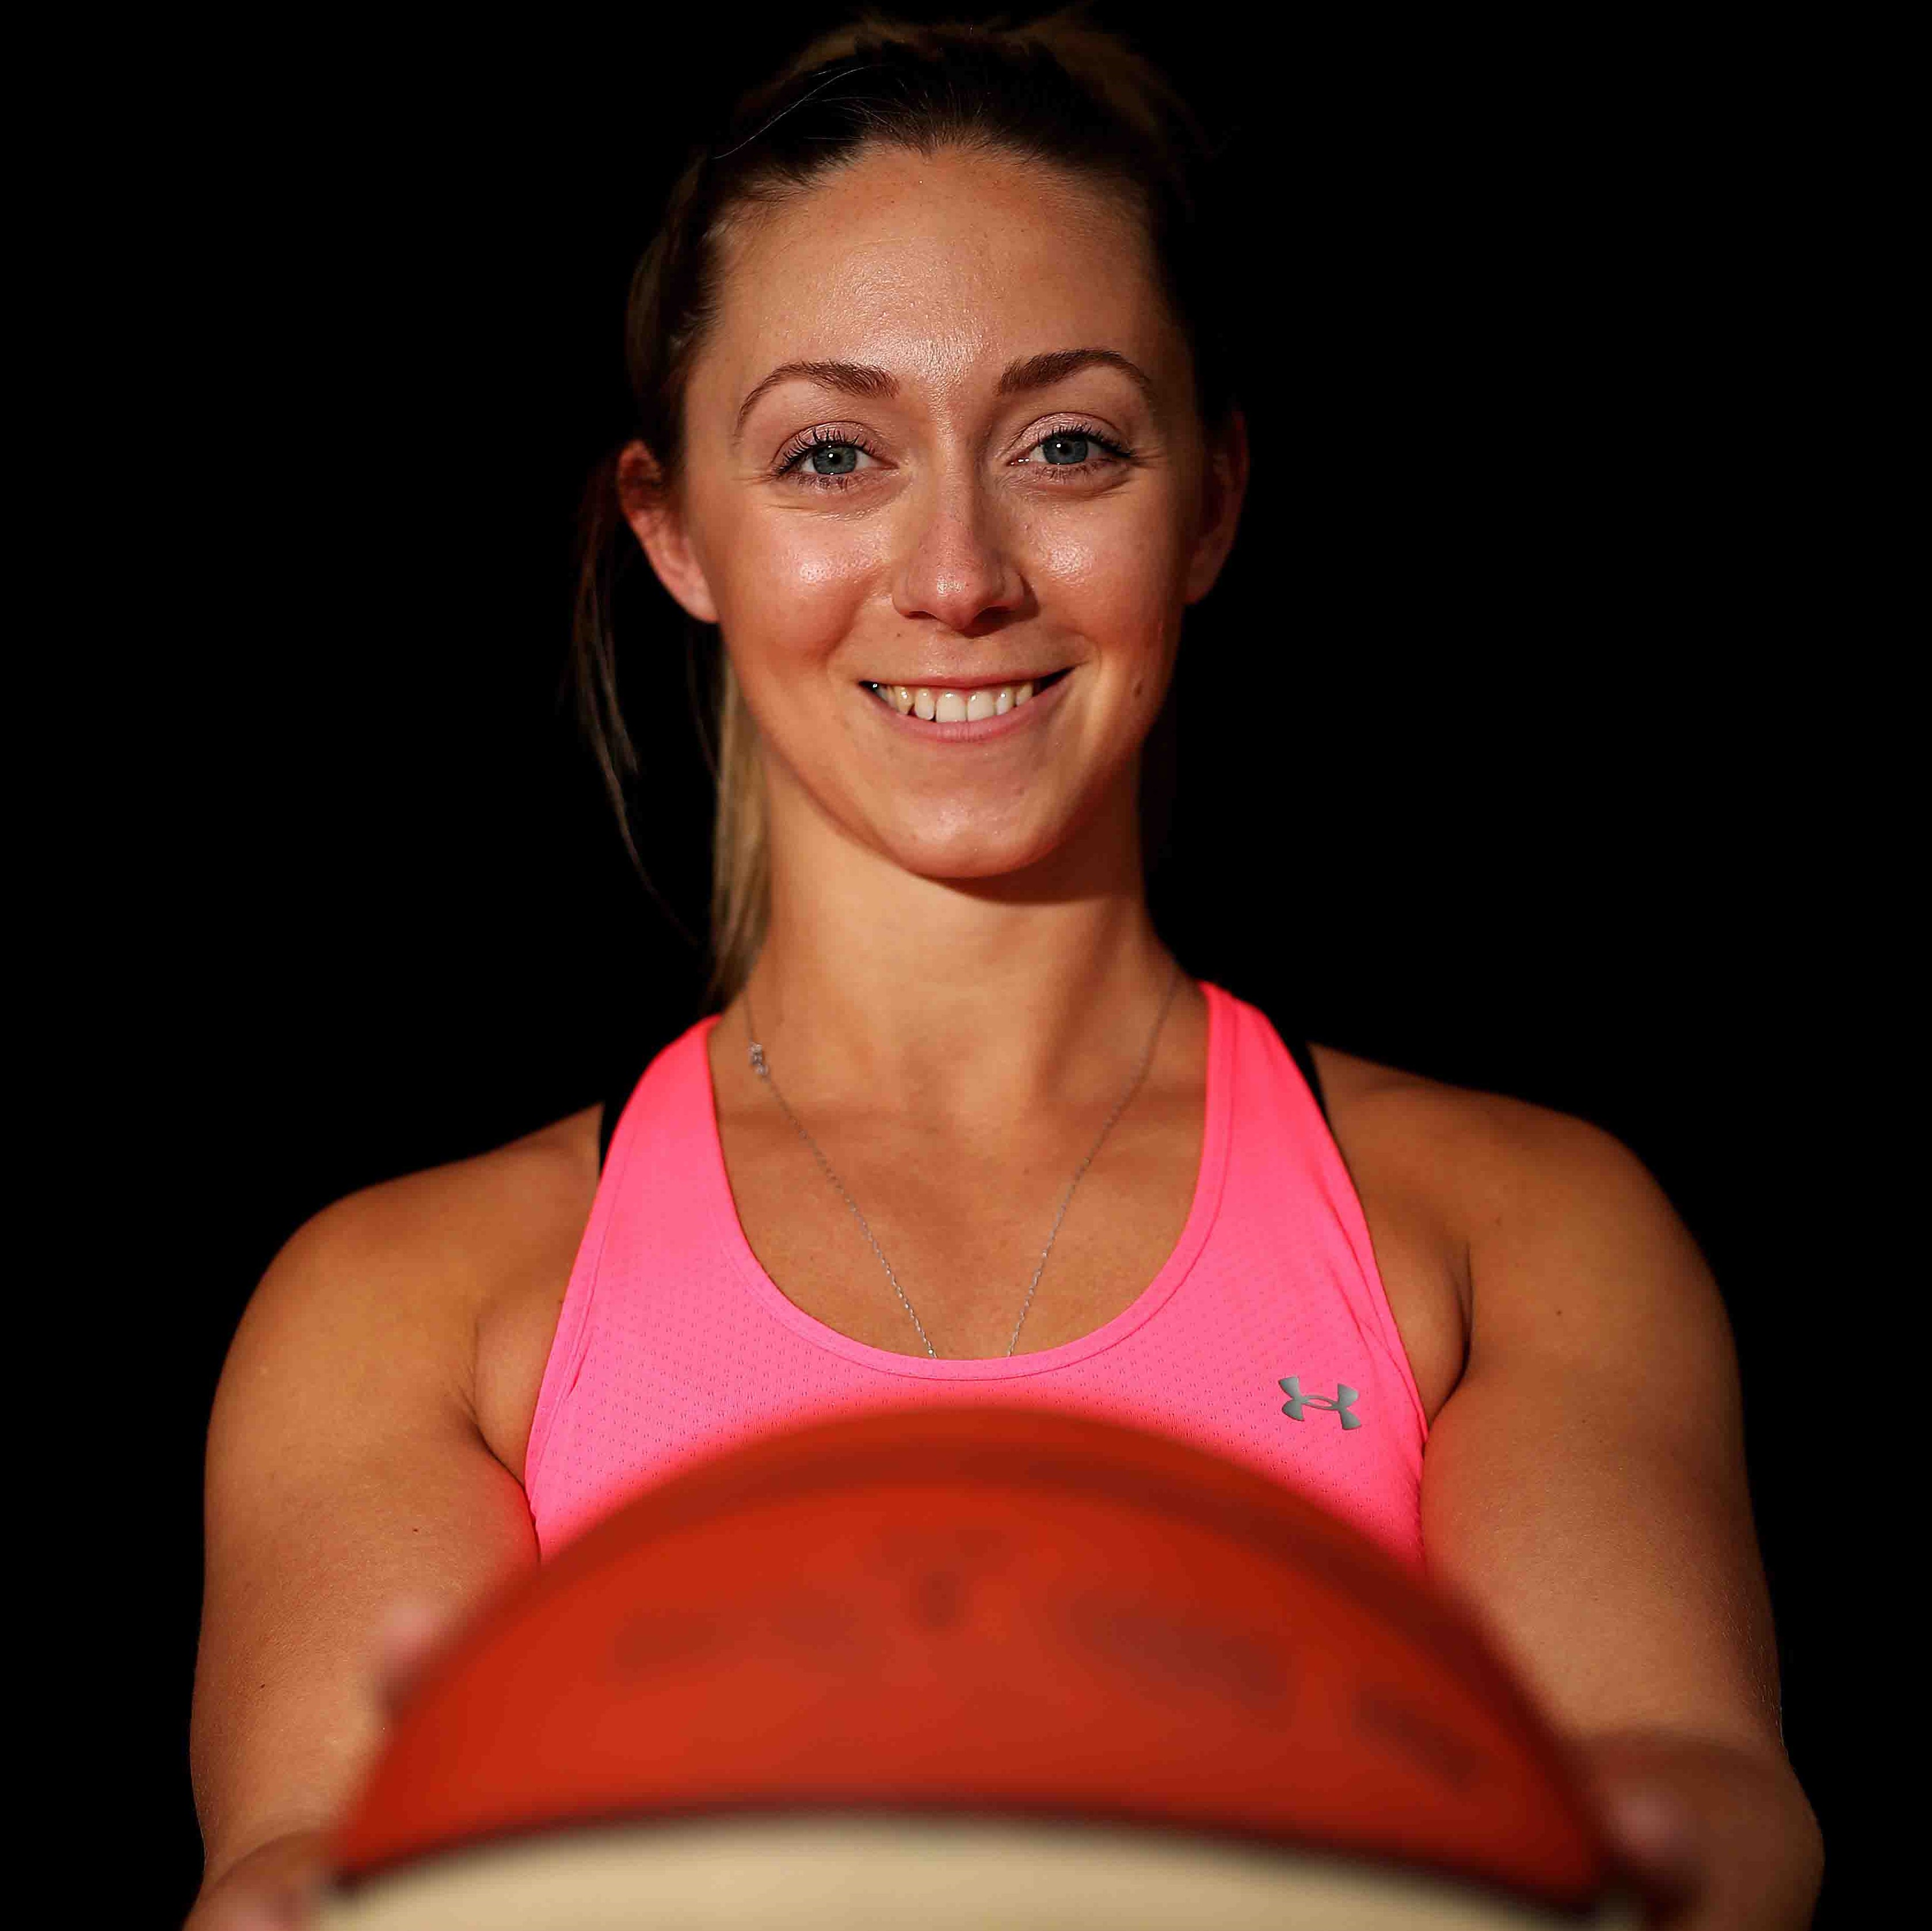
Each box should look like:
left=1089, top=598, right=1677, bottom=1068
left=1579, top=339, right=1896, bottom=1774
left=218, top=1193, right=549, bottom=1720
left=1306, top=1042, right=1736, bottom=1436
left=1317, top=1050, right=1817, bottom=1922
left=1310, top=1042, right=1694, bottom=1268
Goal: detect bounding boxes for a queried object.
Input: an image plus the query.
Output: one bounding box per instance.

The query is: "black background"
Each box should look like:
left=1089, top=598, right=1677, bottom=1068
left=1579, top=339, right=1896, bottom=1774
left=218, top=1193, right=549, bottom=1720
left=134, top=6, right=1857, bottom=1921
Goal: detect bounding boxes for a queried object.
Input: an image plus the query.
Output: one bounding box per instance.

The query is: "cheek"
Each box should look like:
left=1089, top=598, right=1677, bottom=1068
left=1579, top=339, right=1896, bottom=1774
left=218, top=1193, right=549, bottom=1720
left=702, top=497, right=887, bottom=669
left=1031, top=497, right=1188, bottom=661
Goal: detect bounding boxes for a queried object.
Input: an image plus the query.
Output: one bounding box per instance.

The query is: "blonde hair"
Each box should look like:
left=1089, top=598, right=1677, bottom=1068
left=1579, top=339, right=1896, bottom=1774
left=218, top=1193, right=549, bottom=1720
left=709, top=656, right=768, bottom=1006
left=570, top=9, right=1231, bottom=1006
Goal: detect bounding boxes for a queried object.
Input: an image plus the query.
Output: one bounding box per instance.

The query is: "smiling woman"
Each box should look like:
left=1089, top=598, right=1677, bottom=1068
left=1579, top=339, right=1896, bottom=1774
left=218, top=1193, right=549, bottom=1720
left=615, top=131, right=1235, bottom=988
left=186, top=12, right=1822, bottom=1930
left=581, top=26, right=1243, bottom=997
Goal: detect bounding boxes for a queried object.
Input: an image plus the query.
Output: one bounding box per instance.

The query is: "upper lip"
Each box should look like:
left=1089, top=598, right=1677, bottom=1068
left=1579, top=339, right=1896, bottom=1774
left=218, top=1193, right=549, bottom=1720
left=863, top=668, right=1065, bottom=691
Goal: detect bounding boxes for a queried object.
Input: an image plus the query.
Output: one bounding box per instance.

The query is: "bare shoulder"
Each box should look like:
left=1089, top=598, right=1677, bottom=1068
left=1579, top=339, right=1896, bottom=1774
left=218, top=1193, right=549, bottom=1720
left=1309, top=1042, right=1780, bottom=1758
left=1305, top=1043, right=1708, bottom=1418
left=239, top=1104, right=604, bottom=1482
left=281, top=1104, right=601, bottom=1266
left=1310, top=1040, right=1682, bottom=1258
left=195, top=1105, right=605, bottom=1887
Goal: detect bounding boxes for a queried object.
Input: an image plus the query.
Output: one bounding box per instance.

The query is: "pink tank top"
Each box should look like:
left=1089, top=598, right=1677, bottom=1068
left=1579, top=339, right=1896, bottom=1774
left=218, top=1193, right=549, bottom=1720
left=525, top=980, right=1430, bottom=1570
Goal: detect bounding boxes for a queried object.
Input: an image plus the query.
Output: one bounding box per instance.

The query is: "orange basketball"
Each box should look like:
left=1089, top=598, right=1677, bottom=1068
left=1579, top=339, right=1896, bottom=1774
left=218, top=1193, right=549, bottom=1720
left=318, top=1407, right=1636, bottom=1928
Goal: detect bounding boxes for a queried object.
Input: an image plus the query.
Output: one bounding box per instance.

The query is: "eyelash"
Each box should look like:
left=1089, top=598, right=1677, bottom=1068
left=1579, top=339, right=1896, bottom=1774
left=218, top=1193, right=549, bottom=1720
left=771, top=422, right=1134, bottom=491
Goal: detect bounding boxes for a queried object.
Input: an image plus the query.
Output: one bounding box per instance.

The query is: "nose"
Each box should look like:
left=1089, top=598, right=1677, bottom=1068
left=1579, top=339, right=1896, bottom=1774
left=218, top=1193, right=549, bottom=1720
left=890, top=476, right=1026, bottom=635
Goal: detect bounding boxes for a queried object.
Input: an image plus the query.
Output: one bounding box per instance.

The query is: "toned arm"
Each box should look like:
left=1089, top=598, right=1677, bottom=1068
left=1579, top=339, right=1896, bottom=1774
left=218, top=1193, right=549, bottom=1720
left=189, top=1121, right=595, bottom=1907
left=1410, top=1091, right=1821, bottom=1922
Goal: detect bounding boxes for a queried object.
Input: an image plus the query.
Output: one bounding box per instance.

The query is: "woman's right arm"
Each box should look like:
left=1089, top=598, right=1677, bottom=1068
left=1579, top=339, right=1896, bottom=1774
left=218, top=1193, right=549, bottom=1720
left=187, top=1162, right=555, bottom=1926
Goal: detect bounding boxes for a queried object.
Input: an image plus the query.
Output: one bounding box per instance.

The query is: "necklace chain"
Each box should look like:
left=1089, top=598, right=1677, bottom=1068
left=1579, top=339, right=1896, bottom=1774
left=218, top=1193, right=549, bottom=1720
left=744, top=959, right=1184, bottom=1359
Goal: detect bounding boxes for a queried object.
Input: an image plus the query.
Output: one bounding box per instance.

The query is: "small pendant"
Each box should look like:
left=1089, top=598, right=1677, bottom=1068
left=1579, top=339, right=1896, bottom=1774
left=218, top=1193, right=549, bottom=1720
left=748, top=1042, right=768, bottom=1078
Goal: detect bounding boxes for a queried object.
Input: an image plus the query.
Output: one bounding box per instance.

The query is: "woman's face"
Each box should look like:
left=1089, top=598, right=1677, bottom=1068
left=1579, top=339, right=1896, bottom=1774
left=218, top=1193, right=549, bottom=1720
left=631, top=143, right=1244, bottom=885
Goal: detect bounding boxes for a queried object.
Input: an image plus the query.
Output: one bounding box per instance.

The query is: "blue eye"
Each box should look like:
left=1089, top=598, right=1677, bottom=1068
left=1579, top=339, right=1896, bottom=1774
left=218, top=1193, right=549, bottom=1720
left=1023, top=426, right=1130, bottom=472
left=777, top=423, right=1129, bottom=487
left=776, top=431, right=880, bottom=485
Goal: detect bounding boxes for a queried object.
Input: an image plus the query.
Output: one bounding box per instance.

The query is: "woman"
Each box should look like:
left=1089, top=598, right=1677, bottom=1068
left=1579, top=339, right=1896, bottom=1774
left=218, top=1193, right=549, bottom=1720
left=187, top=14, right=1822, bottom=1927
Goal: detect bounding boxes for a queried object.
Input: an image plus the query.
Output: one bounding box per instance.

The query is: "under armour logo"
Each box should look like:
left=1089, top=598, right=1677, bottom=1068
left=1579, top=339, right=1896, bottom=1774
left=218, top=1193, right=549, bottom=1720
left=1279, top=1376, right=1363, bottom=1429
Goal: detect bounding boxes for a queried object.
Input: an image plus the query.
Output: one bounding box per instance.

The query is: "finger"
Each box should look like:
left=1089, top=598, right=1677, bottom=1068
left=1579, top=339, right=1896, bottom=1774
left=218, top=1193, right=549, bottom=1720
left=1595, top=1777, right=1704, bottom=1918
left=189, top=1884, right=307, bottom=1930
left=220, top=1910, right=296, bottom=1931
left=372, top=1594, right=460, bottom=1715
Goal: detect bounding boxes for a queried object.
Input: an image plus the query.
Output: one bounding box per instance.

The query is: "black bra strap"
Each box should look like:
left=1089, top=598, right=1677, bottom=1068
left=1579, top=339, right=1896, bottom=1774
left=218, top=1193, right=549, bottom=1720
left=1282, top=1030, right=1329, bottom=1125
left=1235, top=979, right=1329, bottom=1125
left=597, top=1013, right=696, bottom=1170
left=597, top=1089, right=628, bottom=1170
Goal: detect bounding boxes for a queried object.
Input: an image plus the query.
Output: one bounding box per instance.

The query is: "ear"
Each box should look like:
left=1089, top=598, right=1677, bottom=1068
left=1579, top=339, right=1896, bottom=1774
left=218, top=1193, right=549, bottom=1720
left=617, top=440, right=720, bottom=624
left=1183, top=408, right=1250, bottom=605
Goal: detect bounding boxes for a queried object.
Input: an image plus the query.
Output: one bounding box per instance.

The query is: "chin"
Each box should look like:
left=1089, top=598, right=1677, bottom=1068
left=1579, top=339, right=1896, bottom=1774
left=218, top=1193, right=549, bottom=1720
left=873, top=813, right=1071, bottom=885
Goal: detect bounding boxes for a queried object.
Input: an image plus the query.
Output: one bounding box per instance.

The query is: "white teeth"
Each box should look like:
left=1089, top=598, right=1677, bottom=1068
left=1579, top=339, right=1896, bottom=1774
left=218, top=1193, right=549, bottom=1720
left=879, top=676, right=1055, bottom=721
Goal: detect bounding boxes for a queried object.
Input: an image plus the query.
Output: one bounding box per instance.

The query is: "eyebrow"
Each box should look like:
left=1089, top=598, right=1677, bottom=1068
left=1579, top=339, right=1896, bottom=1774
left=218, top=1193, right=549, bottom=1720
left=731, top=347, right=1156, bottom=444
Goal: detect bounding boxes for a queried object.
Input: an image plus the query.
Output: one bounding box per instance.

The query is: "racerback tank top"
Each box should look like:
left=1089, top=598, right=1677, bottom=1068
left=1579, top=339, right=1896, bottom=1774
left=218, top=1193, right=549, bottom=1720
left=525, top=980, right=1431, bottom=1570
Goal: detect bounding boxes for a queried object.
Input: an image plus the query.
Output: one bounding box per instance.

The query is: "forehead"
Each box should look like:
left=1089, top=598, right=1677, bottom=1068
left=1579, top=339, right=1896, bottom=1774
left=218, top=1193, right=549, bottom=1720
left=696, top=144, right=1182, bottom=406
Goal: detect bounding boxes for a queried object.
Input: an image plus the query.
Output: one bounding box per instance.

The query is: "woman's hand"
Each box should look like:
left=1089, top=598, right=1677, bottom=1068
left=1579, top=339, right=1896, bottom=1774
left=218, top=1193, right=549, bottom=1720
left=187, top=1625, right=1820, bottom=1929
left=1577, top=1728, right=1824, bottom=1930
left=185, top=1597, right=457, bottom=1930
left=182, top=1829, right=328, bottom=1931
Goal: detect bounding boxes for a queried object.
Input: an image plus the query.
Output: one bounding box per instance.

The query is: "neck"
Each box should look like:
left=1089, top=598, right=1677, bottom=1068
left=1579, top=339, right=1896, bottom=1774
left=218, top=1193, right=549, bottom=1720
left=736, top=761, right=1179, bottom=1123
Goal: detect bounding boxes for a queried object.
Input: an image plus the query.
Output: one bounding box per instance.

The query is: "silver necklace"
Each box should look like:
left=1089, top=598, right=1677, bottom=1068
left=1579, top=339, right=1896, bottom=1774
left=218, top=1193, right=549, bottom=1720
left=744, top=959, right=1184, bottom=1359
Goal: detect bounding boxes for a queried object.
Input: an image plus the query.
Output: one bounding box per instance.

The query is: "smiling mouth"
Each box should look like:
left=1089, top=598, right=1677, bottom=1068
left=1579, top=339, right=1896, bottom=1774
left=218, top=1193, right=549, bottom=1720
left=862, top=669, right=1072, bottom=722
